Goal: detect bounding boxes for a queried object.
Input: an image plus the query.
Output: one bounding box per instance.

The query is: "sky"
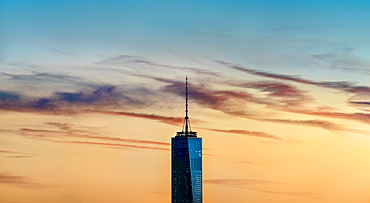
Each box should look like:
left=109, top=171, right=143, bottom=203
left=1, top=0, right=370, bottom=202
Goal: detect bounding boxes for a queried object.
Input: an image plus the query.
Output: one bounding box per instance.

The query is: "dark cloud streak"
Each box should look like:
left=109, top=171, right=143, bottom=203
left=0, top=85, right=146, bottom=114
left=20, top=122, right=171, bottom=147
left=202, top=128, right=283, bottom=141
left=0, top=173, right=58, bottom=189
left=204, top=179, right=279, bottom=188
left=91, top=110, right=185, bottom=126
left=216, top=60, right=370, bottom=104
left=20, top=129, right=170, bottom=151
left=0, top=150, right=34, bottom=156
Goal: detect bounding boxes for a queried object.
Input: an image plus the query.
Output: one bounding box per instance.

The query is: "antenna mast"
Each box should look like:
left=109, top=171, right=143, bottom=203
left=177, top=77, right=197, bottom=137
left=184, top=77, right=189, bottom=135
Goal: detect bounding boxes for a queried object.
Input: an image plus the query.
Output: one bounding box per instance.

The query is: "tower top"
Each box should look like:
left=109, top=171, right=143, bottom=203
left=176, top=77, right=197, bottom=137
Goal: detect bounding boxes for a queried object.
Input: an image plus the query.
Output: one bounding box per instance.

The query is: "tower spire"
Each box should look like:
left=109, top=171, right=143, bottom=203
left=177, top=77, right=197, bottom=137
left=185, top=77, right=189, bottom=135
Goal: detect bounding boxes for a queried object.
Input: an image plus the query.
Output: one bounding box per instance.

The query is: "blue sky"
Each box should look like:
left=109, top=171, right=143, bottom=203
left=2, top=0, right=370, bottom=68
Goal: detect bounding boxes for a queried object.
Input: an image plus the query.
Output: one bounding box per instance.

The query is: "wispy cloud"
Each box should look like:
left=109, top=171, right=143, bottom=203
left=289, top=110, right=370, bottom=125
left=216, top=59, right=370, bottom=95
left=204, top=178, right=279, bottom=189
left=0, top=150, right=34, bottom=156
left=0, top=85, right=146, bottom=114
left=152, top=76, right=253, bottom=110
left=145, top=75, right=315, bottom=120
left=0, top=91, right=20, bottom=102
left=349, top=101, right=370, bottom=106
left=46, top=122, right=170, bottom=146
left=91, top=111, right=185, bottom=126
left=40, top=46, right=78, bottom=57
left=348, top=95, right=370, bottom=112
left=17, top=123, right=221, bottom=155
left=60, top=140, right=170, bottom=151
left=98, top=55, right=219, bottom=76
left=143, top=75, right=368, bottom=132
left=214, top=60, right=370, bottom=126
left=2, top=58, right=369, bottom=138
left=1, top=72, right=93, bottom=89
left=19, top=122, right=171, bottom=151
left=204, top=178, right=324, bottom=200
left=212, top=108, right=370, bottom=134
left=227, top=112, right=368, bottom=134
left=202, top=128, right=283, bottom=141
left=311, top=52, right=370, bottom=75
left=6, top=156, right=33, bottom=158
left=0, top=173, right=58, bottom=189
left=20, top=131, right=170, bottom=151
left=257, top=118, right=345, bottom=131
left=232, top=80, right=314, bottom=106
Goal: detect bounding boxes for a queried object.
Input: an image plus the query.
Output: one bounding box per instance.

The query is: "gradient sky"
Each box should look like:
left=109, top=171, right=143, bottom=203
left=1, top=1, right=370, bottom=202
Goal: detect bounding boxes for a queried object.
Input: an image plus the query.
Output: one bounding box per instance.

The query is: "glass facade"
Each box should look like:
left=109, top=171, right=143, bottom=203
left=172, top=136, right=202, bottom=203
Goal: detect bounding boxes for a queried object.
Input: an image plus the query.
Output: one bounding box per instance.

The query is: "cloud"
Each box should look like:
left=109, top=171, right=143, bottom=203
left=21, top=125, right=170, bottom=146
left=244, top=81, right=305, bottom=97
left=231, top=112, right=368, bottom=133
left=156, top=78, right=360, bottom=131
left=290, top=110, right=370, bottom=125
left=214, top=60, right=370, bottom=125
left=139, top=74, right=370, bottom=134
left=143, top=75, right=365, bottom=132
left=91, top=110, right=185, bottom=126
left=311, top=52, right=370, bottom=75
left=46, top=122, right=170, bottom=146
left=19, top=122, right=171, bottom=151
left=61, top=140, right=170, bottom=151
left=258, top=118, right=345, bottom=131
left=0, top=72, right=154, bottom=110
left=20, top=131, right=170, bottom=151
left=0, top=173, right=58, bottom=189
left=3, top=59, right=368, bottom=138
left=161, top=81, right=224, bottom=107
left=216, top=60, right=370, bottom=96
left=348, top=101, right=370, bottom=112
left=0, top=85, right=147, bottom=114
left=0, top=150, right=34, bottom=156
left=347, top=94, right=370, bottom=111
left=148, top=75, right=314, bottom=120
left=349, top=101, right=370, bottom=105
left=1, top=72, right=93, bottom=89
left=153, top=76, right=253, bottom=110
left=40, top=46, right=78, bottom=57
left=51, top=85, right=141, bottom=106
left=204, top=179, right=278, bottom=189
left=18, top=123, right=220, bottom=155
left=98, top=55, right=219, bottom=76
left=6, top=156, right=33, bottom=158
left=0, top=91, right=20, bottom=102
left=96, top=55, right=143, bottom=64
left=204, top=178, right=324, bottom=200
left=234, top=80, right=314, bottom=106
left=1, top=74, right=201, bottom=131
left=202, top=128, right=283, bottom=141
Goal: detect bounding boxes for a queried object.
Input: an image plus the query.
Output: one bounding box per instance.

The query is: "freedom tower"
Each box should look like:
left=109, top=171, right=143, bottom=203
left=171, top=78, right=202, bottom=203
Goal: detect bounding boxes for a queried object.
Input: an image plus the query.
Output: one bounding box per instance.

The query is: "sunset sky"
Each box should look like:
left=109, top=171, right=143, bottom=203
left=1, top=1, right=370, bottom=202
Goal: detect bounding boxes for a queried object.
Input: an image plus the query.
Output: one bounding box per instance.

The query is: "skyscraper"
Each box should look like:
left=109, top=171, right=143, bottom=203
left=172, top=77, right=202, bottom=203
